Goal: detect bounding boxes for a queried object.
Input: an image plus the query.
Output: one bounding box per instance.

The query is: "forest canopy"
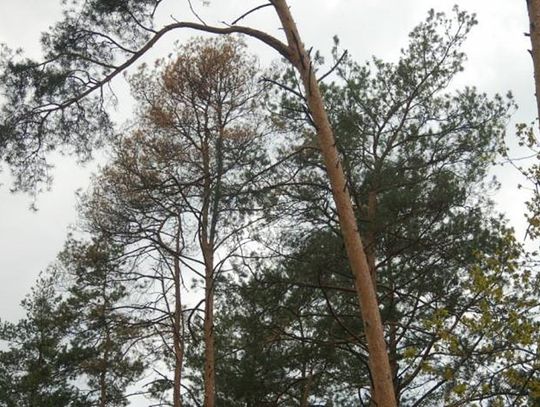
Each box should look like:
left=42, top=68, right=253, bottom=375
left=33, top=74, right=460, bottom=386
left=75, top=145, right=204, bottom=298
left=0, top=2, right=539, bottom=407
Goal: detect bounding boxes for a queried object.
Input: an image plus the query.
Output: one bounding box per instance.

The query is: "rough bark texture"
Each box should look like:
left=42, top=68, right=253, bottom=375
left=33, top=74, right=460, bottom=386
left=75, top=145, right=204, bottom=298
left=528, top=0, right=540, bottom=125
left=271, top=1, right=397, bottom=405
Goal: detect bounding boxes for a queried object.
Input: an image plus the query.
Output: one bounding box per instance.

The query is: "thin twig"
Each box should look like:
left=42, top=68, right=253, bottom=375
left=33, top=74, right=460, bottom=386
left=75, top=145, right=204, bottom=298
left=318, top=50, right=348, bottom=83
left=231, top=3, right=272, bottom=25
left=187, top=0, right=207, bottom=26
left=260, top=76, right=306, bottom=100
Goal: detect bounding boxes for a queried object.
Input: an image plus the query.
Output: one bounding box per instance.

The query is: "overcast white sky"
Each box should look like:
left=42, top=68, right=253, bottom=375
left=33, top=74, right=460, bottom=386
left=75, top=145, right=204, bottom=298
left=0, top=0, right=535, bottom=402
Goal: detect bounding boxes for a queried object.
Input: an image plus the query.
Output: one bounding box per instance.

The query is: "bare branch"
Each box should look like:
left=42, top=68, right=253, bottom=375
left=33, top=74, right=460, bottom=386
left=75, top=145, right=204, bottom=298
left=261, top=76, right=306, bottom=101
left=231, top=3, right=273, bottom=26
left=48, top=21, right=290, bottom=117
left=187, top=0, right=207, bottom=26
left=317, top=50, right=348, bottom=83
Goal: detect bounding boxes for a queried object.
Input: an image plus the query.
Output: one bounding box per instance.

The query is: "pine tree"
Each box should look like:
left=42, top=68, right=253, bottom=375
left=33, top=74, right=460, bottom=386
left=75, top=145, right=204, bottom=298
left=210, top=8, right=540, bottom=405
left=0, top=237, right=146, bottom=407
left=58, top=236, right=146, bottom=406
left=0, top=273, right=85, bottom=406
left=81, top=36, right=269, bottom=406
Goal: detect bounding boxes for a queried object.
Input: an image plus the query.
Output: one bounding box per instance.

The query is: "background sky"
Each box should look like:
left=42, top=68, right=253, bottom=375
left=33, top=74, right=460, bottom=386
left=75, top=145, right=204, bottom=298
left=0, top=0, right=535, bottom=403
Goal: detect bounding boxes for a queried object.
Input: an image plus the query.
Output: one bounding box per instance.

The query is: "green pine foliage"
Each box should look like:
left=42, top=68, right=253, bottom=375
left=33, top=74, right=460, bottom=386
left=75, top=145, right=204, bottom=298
left=0, top=274, right=86, bottom=406
left=0, top=237, right=145, bottom=406
left=1, top=4, right=539, bottom=406
left=209, top=8, right=539, bottom=406
left=58, top=237, right=146, bottom=406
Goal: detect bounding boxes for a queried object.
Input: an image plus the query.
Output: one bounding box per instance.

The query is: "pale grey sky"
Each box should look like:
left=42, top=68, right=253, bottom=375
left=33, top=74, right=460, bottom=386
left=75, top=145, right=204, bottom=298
left=0, top=0, right=535, bottom=404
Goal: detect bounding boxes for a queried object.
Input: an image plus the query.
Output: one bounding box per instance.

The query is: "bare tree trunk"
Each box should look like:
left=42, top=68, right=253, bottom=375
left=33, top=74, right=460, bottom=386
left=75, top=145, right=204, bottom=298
left=173, top=223, right=184, bottom=407
left=99, top=275, right=110, bottom=407
left=271, top=1, right=396, bottom=405
left=388, top=287, right=400, bottom=404
left=202, top=246, right=215, bottom=407
left=365, top=189, right=386, bottom=405
left=173, top=305, right=183, bottom=407
left=527, top=0, right=540, bottom=126
left=201, top=137, right=216, bottom=407
left=99, top=346, right=108, bottom=407
left=300, top=373, right=313, bottom=407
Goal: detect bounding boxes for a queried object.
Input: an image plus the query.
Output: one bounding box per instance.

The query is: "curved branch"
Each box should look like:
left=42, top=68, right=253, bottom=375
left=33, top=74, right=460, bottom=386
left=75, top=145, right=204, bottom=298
left=50, top=21, right=290, bottom=115
left=231, top=3, right=273, bottom=25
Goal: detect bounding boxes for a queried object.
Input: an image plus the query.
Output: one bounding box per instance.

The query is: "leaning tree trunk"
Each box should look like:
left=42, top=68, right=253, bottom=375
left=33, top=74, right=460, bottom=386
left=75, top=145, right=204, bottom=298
left=271, top=1, right=396, bottom=405
left=527, top=0, right=540, bottom=126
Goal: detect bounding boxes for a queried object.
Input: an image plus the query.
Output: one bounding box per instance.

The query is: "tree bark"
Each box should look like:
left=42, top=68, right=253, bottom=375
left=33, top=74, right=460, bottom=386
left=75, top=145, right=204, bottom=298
left=271, top=1, right=396, bottom=405
left=300, top=373, right=313, bottom=407
left=527, top=0, right=540, bottom=126
left=99, top=336, right=109, bottom=407
left=388, top=287, right=400, bottom=404
left=173, top=222, right=184, bottom=407
left=202, top=247, right=215, bottom=407
left=365, top=188, right=389, bottom=405
left=99, top=273, right=110, bottom=407
left=201, top=136, right=216, bottom=407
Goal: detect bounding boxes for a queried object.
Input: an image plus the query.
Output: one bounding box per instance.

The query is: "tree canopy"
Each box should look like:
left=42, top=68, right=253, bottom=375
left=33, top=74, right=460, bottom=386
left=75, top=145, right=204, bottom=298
left=1, top=2, right=539, bottom=407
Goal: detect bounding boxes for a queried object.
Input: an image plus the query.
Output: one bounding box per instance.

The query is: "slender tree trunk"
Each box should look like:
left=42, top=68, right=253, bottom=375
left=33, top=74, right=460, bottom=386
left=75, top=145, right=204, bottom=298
left=99, top=276, right=110, bottom=407
left=99, top=346, right=108, bottom=407
left=202, top=245, right=215, bottom=407
left=201, top=138, right=216, bottom=407
left=527, top=0, right=540, bottom=126
left=173, top=222, right=184, bottom=407
left=173, top=305, right=183, bottom=407
left=300, top=373, right=313, bottom=407
left=271, top=1, right=396, bottom=405
left=365, top=188, right=390, bottom=405
left=388, top=286, right=400, bottom=404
